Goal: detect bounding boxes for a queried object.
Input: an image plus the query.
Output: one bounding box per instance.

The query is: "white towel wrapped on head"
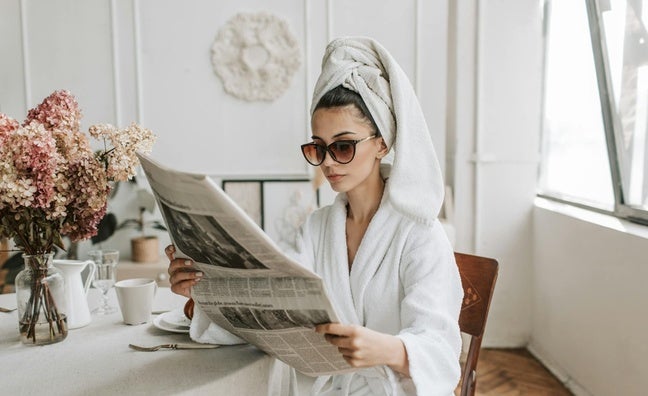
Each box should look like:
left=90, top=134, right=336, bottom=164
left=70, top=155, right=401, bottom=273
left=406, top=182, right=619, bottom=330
left=311, top=37, right=445, bottom=225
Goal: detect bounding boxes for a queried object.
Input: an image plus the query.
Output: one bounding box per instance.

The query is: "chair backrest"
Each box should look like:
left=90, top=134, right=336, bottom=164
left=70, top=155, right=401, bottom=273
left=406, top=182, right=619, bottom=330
left=454, top=252, right=499, bottom=396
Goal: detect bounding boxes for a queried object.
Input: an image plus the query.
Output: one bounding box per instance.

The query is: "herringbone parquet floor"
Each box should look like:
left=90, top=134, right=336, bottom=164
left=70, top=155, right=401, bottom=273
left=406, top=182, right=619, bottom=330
left=456, top=348, right=572, bottom=395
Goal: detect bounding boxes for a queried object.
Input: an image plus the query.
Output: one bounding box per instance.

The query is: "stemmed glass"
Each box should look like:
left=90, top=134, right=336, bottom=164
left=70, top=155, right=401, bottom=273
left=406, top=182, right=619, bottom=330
left=88, top=250, right=119, bottom=314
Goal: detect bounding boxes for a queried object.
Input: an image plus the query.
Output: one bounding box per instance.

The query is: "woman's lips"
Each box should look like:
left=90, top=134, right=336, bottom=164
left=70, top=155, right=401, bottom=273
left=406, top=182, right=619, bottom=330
left=326, top=173, right=343, bottom=182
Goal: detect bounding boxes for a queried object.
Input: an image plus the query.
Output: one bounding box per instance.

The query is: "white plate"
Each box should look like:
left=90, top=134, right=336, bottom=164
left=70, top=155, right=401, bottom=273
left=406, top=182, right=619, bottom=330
left=153, top=311, right=190, bottom=334
left=160, top=309, right=191, bottom=328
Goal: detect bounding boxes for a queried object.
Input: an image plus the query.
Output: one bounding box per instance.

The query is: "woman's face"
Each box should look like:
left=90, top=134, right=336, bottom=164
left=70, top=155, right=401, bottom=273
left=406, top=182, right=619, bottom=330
left=310, top=106, right=385, bottom=193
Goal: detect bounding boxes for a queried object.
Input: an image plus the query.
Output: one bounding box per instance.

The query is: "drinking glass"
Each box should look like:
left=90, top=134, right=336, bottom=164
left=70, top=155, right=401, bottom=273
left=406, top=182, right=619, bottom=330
left=88, top=250, right=119, bottom=314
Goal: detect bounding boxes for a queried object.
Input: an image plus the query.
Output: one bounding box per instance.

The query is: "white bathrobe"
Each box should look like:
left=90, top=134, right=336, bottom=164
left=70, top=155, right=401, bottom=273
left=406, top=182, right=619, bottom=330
left=303, top=38, right=463, bottom=393
left=291, top=190, right=462, bottom=396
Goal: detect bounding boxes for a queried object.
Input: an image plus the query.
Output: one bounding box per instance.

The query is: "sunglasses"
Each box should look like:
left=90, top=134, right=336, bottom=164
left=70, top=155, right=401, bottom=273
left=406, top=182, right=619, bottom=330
left=300, top=135, right=377, bottom=166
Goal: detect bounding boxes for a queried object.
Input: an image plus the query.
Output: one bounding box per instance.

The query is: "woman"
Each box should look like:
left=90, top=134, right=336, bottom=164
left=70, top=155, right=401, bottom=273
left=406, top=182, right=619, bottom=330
left=166, top=37, right=463, bottom=395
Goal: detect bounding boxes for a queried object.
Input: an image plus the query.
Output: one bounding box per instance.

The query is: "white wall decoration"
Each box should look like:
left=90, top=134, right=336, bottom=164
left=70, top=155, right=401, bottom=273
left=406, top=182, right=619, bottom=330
left=211, top=11, right=301, bottom=102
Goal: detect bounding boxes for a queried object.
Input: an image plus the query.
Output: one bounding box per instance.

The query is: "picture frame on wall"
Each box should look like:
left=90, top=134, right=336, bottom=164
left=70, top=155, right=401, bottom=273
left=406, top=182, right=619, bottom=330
left=221, top=179, right=320, bottom=250
left=262, top=181, right=318, bottom=246
left=222, top=180, right=263, bottom=227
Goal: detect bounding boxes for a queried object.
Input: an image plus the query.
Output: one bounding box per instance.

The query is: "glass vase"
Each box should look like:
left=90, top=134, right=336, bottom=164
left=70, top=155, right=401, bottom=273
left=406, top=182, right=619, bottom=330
left=15, top=252, right=68, bottom=345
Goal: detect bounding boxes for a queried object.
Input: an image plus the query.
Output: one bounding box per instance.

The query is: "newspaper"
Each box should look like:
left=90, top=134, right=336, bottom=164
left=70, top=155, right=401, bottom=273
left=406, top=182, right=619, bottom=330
left=138, top=154, right=353, bottom=376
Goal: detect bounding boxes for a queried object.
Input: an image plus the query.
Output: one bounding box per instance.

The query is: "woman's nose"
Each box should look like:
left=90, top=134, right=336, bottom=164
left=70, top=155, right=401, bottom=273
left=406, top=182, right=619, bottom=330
left=321, top=150, right=337, bottom=166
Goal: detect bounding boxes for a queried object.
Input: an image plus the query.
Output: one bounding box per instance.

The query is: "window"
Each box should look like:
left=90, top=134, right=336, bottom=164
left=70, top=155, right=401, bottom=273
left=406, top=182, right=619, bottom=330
left=539, top=0, right=615, bottom=209
left=539, top=0, right=648, bottom=223
left=600, top=0, right=648, bottom=217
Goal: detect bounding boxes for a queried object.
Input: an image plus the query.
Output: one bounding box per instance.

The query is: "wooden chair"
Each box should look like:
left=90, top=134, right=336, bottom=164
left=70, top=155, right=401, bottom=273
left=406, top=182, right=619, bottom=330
left=455, top=252, right=499, bottom=396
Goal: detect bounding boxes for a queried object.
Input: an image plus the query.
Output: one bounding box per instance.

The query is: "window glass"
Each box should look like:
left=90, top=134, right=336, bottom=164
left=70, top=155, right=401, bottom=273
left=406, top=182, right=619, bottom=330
left=539, top=0, right=615, bottom=209
left=601, top=0, right=648, bottom=211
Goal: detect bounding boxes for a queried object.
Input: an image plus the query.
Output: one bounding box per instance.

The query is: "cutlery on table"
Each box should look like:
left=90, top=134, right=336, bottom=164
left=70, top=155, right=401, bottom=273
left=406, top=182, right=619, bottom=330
left=128, top=343, right=219, bottom=352
left=0, top=307, right=17, bottom=313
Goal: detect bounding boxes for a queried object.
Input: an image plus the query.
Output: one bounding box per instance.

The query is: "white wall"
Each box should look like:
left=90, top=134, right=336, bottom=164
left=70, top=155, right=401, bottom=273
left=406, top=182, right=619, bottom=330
left=0, top=0, right=450, bottom=259
left=449, top=0, right=543, bottom=347
left=0, top=0, right=449, bottom=177
left=531, top=201, right=648, bottom=396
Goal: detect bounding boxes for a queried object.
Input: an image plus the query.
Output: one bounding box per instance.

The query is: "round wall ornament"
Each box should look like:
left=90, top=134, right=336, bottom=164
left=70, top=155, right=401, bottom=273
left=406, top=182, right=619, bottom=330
left=211, top=12, right=301, bottom=102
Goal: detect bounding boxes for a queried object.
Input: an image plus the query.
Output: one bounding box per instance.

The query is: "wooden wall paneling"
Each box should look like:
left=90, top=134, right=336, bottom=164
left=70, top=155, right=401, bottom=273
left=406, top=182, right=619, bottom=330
left=303, top=0, right=330, bottom=195
left=1, top=1, right=446, bottom=180
left=139, top=0, right=310, bottom=176
left=305, top=0, right=329, bottom=120
left=418, top=0, right=449, bottom=175
left=24, top=0, right=116, bottom=129
left=0, top=0, right=27, bottom=117
left=111, top=0, right=138, bottom=126
left=328, top=0, right=418, bottom=82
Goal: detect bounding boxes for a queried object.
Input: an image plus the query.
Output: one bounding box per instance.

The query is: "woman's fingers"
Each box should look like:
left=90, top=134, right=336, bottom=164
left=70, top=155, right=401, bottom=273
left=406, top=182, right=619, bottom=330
left=169, top=261, right=203, bottom=290
left=318, top=324, right=361, bottom=352
left=164, top=244, right=176, bottom=261
left=168, top=258, right=195, bottom=276
left=316, top=323, right=356, bottom=337
left=165, top=245, right=185, bottom=277
left=164, top=245, right=199, bottom=279
left=170, top=268, right=203, bottom=284
left=165, top=245, right=202, bottom=298
left=318, top=324, right=403, bottom=370
left=170, top=281, right=193, bottom=298
left=324, top=333, right=355, bottom=349
left=169, top=270, right=202, bottom=299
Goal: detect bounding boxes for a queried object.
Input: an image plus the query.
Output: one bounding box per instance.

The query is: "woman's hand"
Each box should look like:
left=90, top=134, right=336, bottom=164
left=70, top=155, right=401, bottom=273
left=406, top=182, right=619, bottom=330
left=164, top=245, right=203, bottom=298
left=315, top=323, right=410, bottom=377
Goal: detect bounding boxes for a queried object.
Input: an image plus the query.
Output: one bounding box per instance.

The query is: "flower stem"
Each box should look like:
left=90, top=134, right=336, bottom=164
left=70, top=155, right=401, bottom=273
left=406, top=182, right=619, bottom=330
left=19, top=257, right=65, bottom=342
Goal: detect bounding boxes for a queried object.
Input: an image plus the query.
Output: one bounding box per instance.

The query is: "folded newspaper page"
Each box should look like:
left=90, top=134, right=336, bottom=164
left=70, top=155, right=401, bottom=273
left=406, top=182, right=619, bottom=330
left=138, top=154, right=353, bottom=376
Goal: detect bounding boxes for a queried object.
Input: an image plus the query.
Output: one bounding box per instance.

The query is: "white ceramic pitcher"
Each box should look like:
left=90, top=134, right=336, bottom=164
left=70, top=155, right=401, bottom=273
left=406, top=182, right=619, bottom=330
left=53, top=259, right=97, bottom=329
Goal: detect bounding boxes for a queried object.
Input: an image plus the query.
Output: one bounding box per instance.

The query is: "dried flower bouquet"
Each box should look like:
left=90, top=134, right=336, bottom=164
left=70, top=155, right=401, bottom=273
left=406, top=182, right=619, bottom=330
left=0, top=90, right=156, bottom=343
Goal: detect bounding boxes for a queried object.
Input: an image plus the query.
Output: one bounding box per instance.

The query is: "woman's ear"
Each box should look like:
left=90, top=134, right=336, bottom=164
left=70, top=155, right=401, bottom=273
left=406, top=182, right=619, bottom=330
left=376, top=138, right=388, bottom=159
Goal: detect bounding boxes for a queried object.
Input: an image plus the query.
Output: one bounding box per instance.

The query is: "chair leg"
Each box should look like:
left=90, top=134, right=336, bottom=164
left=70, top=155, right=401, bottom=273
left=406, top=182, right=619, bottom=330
left=460, top=337, right=483, bottom=396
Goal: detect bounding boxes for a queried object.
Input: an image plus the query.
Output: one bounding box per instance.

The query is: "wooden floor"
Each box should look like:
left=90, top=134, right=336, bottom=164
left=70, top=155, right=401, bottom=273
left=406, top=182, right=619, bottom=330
left=456, top=348, right=572, bottom=395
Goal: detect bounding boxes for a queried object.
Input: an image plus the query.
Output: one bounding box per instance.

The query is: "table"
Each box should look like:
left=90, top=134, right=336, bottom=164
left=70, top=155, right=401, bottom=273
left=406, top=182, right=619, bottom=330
left=0, top=288, right=292, bottom=395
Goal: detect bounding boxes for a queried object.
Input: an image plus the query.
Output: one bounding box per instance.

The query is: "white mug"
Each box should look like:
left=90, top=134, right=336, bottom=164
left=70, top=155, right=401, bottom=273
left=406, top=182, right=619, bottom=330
left=114, top=278, right=157, bottom=325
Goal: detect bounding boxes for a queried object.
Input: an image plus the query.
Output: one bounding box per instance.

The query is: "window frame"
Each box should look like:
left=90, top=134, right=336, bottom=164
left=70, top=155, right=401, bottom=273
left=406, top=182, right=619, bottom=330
left=539, top=0, right=648, bottom=226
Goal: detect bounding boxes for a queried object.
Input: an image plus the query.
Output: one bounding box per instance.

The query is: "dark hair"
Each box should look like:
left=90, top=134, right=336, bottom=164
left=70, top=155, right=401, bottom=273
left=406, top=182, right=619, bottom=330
left=314, top=85, right=381, bottom=136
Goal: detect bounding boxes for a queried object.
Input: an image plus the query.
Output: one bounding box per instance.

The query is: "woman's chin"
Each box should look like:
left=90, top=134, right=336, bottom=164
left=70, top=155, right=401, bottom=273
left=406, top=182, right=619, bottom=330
left=327, top=179, right=348, bottom=193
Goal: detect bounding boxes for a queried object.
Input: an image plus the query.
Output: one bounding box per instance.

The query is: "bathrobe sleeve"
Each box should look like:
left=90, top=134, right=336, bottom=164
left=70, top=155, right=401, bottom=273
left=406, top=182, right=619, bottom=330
left=396, top=220, right=463, bottom=395
left=188, top=304, right=246, bottom=345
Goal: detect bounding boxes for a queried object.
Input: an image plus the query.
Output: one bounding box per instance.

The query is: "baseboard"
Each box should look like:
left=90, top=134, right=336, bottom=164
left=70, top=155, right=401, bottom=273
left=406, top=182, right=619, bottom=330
left=461, top=334, right=528, bottom=355
left=481, top=335, right=529, bottom=348
left=527, top=341, right=593, bottom=396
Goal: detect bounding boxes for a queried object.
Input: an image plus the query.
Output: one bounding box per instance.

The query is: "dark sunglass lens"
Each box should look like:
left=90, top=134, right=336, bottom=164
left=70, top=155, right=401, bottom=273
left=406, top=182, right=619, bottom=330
left=331, top=141, right=355, bottom=163
left=302, top=144, right=325, bottom=165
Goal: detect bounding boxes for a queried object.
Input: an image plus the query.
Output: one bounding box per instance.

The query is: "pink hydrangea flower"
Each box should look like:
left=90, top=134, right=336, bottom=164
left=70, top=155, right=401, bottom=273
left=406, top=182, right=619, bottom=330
left=0, top=91, right=156, bottom=255
left=0, top=113, right=19, bottom=143
left=25, top=90, right=82, bottom=132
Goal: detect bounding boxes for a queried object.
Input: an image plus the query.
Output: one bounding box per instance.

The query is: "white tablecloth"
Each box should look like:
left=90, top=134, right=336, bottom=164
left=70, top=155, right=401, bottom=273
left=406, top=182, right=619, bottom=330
left=0, top=288, right=291, bottom=395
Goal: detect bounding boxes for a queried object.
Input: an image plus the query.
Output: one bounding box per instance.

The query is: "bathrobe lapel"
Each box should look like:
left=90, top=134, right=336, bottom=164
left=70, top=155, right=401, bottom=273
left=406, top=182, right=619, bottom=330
left=348, top=201, right=393, bottom=326
left=320, top=196, right=360, bottom=326
left=324, top=195, right=394, bottom=327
